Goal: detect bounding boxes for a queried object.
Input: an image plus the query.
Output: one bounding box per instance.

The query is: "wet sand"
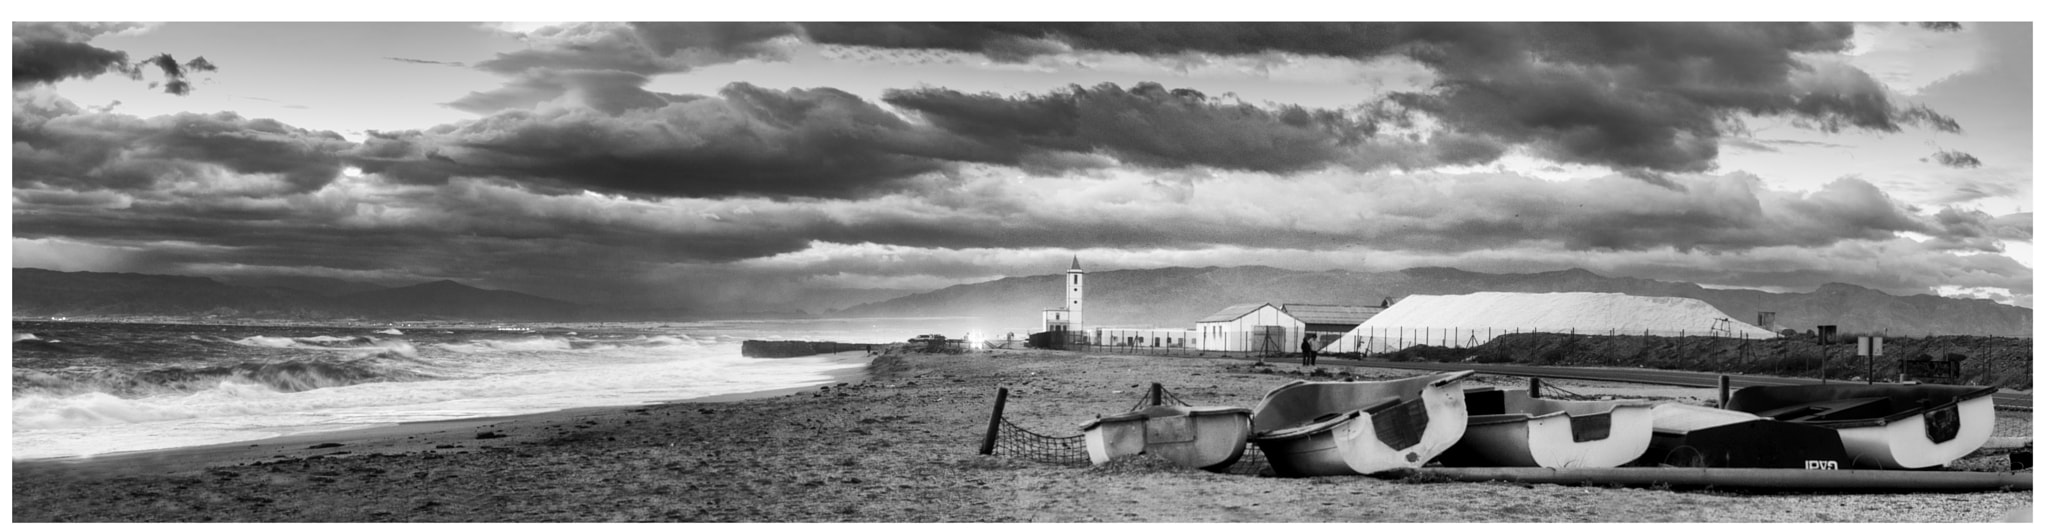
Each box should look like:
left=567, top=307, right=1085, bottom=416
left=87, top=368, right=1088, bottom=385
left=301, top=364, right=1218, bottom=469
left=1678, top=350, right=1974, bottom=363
left=11, top=348, right=2032, bottom=522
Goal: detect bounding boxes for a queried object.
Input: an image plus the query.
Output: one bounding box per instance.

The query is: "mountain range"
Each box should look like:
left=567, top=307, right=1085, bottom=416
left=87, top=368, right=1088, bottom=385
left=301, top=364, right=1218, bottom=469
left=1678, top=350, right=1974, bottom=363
left=12, top=269, right=588, bottom=321
left=10, top=266, right=2032, bottom=337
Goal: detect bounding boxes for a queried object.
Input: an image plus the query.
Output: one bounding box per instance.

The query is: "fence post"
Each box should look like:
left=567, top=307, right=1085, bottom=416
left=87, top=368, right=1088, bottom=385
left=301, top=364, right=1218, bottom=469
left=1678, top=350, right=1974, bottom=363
left=1149, top=382, right=1163, bottom=407
left=1717, top=375, right=1730, bottom=409
left=979, top=387, right=1010, bottom=455
left=1529, top=377, right=1543, bottom=398
left=1820, top=343, right=1829, bottom=384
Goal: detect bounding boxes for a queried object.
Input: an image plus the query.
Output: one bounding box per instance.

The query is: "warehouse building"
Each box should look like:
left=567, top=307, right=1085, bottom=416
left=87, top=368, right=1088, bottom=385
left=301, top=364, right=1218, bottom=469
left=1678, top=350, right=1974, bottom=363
left=1281, top=303, right=1387, bottom=349
left=1193, top=302, right=1303, bottom=353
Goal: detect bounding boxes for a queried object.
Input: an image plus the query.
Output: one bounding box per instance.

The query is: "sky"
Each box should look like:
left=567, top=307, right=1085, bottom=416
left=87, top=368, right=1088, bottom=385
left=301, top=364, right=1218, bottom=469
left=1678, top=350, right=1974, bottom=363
left=8, top=7, right=2039, bottom=313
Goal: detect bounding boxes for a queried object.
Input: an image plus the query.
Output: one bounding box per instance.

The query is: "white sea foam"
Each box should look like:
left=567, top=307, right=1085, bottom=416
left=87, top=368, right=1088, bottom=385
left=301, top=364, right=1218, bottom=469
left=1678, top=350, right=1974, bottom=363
left=12, top=335, right=868, bottom=459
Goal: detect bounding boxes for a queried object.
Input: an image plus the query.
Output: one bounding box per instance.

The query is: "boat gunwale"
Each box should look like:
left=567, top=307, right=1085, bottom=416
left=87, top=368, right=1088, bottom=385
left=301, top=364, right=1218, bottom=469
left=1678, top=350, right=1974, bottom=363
left=1729, top=385, right=1999, bottom=428
left=1247, top=371, right=1475, bottom=442
left=1079, top=405, right=1254, bottom=431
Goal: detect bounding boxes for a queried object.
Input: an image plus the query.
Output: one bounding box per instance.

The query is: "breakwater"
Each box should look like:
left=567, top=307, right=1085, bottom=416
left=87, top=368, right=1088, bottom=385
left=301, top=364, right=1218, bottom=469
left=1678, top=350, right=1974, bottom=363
left=740, top=340, right=877, bottom=358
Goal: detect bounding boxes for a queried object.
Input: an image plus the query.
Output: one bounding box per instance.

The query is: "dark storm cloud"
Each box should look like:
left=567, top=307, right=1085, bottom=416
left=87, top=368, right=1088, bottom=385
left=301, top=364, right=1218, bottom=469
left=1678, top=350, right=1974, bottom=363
left=1926, top=150, right=1983, bottom=168
left=13, top=94, right=353, bottom=193
left=12, top=22, right=139, bottom=89
left=374, top=78, right=1496, bottom=198
left=883, top=82, right=1404, bottom=173
left=355, top=82, right=991, bottom=198
left=1920, top=208, right=2032, bottom=252
left=13, top=23, right=218, bottom=96
left=801, top=22, right=1961, bottom=173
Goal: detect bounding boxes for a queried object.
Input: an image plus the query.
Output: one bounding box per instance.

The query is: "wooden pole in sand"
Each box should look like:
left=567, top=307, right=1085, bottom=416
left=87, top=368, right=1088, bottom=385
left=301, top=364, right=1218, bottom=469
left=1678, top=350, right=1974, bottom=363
left=1529, top=377, right=1542, bottom=398
left=979, top=387, right=1009, bottom=455
left=1149, top=382, right=1163, bottom=407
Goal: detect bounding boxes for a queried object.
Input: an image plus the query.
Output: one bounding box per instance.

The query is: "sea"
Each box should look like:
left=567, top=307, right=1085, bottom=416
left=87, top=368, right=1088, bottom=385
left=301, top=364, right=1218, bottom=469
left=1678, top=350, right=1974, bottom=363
left=11, top=317, right=1009, bottom=460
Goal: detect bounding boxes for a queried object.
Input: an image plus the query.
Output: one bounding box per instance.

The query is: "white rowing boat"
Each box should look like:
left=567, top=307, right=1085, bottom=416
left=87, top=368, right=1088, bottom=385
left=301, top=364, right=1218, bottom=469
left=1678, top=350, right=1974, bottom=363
left=1440, top=388, right=1653, bottom=468
left=1247, top=371, right=1475, bottom=476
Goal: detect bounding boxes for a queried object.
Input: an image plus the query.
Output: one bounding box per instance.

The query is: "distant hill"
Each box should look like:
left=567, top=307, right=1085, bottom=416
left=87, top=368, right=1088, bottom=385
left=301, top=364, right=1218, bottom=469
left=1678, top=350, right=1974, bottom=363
left=12, top=268, right=328, bottom=319
left=216, top=275, right=393, bottom=297
left=337, top=280, right=581, bottom=320
left=836, top=266, right=2032, bottom=337
left=12, top=269, right=580, bottom=321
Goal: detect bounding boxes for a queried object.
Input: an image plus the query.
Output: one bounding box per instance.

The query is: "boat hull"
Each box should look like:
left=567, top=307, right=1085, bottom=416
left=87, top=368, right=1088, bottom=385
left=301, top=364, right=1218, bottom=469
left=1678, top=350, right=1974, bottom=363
left=1442, top=389, right=1654, bottom=468
left=1080, top=405, right=1251, bottom=471
left=1833, top=394, right=1995, bottom=469
left=1248, top=371, right=1474, bottom=476
left=1641, top=403, right=1849, bottom=468
left=1726, top=383, right=2000, bottom=469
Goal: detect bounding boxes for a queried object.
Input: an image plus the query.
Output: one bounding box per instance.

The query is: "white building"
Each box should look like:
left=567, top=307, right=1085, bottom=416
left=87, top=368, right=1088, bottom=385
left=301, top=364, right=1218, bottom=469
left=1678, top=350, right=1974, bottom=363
left=1091, top=327, right=1195, bottom=349
left=1193, top=302, right=1306, bottom=353
left=1041, top=256, right=1084, bottom=333
left=1281, top=303, right=1386, bottom=348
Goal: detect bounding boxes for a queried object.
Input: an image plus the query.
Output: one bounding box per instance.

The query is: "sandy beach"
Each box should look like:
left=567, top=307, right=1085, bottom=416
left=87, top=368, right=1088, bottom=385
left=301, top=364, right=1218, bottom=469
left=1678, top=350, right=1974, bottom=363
left=12, top=347, right=2032, bottom=522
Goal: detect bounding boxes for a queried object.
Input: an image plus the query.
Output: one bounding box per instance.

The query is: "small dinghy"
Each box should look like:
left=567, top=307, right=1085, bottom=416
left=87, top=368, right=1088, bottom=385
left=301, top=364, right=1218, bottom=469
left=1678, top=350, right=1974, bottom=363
left=1639, top=403, right=1849, bottom=468
left=1438, top=387, right=1653, bottom=468
left=1078, top=384, right=1251, bottom=471
left=1248, top=371, right=1474, bottom=476
left=1724, top=383, right=1998, bottom=469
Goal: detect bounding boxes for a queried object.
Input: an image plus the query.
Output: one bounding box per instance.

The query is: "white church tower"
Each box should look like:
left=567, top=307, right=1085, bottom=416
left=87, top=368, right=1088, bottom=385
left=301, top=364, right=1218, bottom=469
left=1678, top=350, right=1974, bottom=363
left=1041, top=256, right=1086, bottom=333
left=1065, top=255, right=1084, bottom=326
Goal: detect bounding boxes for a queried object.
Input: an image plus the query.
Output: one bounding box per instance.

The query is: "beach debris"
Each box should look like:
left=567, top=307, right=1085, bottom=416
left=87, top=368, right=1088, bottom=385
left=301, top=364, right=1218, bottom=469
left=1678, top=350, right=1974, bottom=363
left=307, top=442, right=344, bottom=449
left=475, top=431, right=507, bottom=440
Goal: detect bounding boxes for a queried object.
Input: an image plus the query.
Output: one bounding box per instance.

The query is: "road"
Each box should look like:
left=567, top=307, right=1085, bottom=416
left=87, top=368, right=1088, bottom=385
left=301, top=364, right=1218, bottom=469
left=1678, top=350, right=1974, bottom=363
left=1301, top=358, right=2032, bottom=410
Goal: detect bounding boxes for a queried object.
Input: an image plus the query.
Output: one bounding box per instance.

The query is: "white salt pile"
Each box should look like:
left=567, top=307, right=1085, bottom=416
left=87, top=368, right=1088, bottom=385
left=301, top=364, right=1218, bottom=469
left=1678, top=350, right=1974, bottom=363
left=1320, top=292, right=1774, bottom=353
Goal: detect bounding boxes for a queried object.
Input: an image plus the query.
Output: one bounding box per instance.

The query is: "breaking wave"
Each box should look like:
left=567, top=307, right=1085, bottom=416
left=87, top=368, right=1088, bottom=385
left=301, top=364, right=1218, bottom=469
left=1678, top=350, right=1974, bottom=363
left=13, top=347, right=439, bottom=399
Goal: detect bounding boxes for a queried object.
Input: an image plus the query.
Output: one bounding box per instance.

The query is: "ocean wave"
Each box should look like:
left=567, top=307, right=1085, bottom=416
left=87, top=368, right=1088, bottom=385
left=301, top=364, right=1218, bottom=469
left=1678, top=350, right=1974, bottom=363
left=16, top=333, right=41, bottom=342
left=444, top=337, right=577, bottom=353
left=232, top=335, right=412, bottom=351
left=633, top=334, right=698, bottom=346
left=12, top=346, right=440, bottom=399
left=12, top=391, right=201, bottom=428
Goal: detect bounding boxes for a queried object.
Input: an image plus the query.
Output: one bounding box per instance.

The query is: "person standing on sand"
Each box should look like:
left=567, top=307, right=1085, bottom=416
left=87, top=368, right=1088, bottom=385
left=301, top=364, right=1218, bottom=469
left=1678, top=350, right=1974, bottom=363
left=1300, top=334, right=1318, bottom=367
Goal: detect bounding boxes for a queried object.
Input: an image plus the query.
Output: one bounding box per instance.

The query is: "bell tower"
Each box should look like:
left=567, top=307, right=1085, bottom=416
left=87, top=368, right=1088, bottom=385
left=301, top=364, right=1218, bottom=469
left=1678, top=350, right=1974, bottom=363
left=1066, top=256, right=1084, bottom=327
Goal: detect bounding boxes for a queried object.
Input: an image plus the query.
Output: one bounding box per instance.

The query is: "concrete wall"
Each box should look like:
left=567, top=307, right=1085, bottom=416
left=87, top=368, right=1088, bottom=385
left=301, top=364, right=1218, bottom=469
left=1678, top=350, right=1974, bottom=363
left=1092, top=327, right=1195, bottom=348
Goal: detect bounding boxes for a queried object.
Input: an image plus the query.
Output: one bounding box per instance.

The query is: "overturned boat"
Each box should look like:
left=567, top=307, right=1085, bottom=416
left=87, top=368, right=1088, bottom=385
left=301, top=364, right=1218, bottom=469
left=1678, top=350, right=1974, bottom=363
left=1639, top=403, right=1850, bottom=468
left=1079, top=386, right=1251, bottom=471
left=1438, top=387, right=1654, bottom=468
left=1724, top=383, right=1998, bottom=469
left=1248, top=371, right=1475, bottom=476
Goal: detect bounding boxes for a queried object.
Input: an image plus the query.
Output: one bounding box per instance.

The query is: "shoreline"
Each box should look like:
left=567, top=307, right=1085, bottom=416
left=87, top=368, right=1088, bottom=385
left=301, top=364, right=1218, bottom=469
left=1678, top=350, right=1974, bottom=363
left=12, top=352, right=872, bottom=478
left=14, top=348, right=2030, bottom=522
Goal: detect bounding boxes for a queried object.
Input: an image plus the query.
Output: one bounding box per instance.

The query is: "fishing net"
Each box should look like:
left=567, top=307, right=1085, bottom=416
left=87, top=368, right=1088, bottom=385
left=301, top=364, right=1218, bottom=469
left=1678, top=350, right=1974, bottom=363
left=988, top=416, right=1090, bottom=467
